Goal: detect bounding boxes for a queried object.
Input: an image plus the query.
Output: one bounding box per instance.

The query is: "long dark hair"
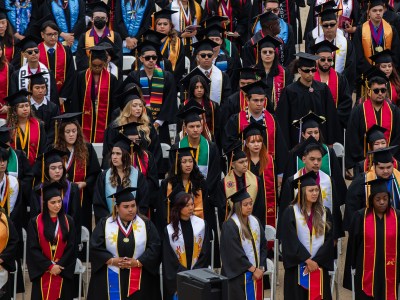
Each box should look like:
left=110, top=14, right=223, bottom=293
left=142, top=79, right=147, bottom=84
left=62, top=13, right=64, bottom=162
left=0, top=19, right=14, bottom=48
left=166, top=156, right=204, bottom=197
left=0, top=148, right=10, bottom=162
left=54, top=120, right=88, bottom=162
left=188, top=75, right=211, bottom=103
left=170, top=193, right=193, bottom=241
left=0, top=41, right=7, bottom=69
left=44, top=160, right=68, bottom=189
left=256, top=49, right=280, bottom=77
left=42, top=195, right=69, bottom=242
left=109, top=148, right=132, bottom=188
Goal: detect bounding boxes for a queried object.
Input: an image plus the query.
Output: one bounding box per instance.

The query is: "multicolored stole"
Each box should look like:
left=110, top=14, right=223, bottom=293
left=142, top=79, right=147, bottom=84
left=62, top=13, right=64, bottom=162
left=223, top=171, right=258, bottom=213
left=139, top=67, right=164, bottom=122
left=0, top=213, right=8, bottom=253
left=11, top=118, right=40, bottom=166
left=361, top=19, right=393, bottom=64
left=36, top=214, right=69, bottom=300
left=297, top=144, right=331, bottom=176
left=271, top=65, right=285, bottom=110
left=314, top=68, right=339, bottom=107
left=362, top=207, right=398, bottom=299
left=4, top=45, right=15, bottom=64
left=294, top=203, right=325, bottom=300
left=0, top=63, right=9, bottom=119
left=81, top=68, right=111, bottom=143
left=105, top=167, right=138, bottom=212
left=179, top=136, right=209, bottom=179
left=315, top=31, right=347, bottom=74
left=66, top=152, right=86, bottom=206
left=161, top=37, right=181, bottom=71
left=85, top=29, right=115, bottom=57
left=362, top=99, right=393, bottom=152
left=389, top=82, right=398, bottom=104
left=238, top=109, right=276, bottom=159
left=105, top=215, right=147, bottom=298
left=132, top=151, right=149, bottom=178
left=38, top=42, right=67, bottom=94
left=167, top=182, right=204, bottom=219
left=166, top=215, right=205, bottom=269
left=231, top=214, right=263, bottom=300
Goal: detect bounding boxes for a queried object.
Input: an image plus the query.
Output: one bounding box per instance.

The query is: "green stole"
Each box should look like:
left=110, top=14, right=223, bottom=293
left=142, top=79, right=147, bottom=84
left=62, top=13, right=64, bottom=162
left=297, top=144, right=331, bottom=176
left=179, top=136, right=209, bottom=178
left=6, top=149, right=18, bottom=178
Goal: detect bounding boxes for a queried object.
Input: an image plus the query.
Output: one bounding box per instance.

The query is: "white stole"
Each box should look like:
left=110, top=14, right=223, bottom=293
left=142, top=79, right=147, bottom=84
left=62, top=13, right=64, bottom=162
left=166, top=215, right=205, bottom=269
left=209, top=65, right=223, bottom=105
left=105, top=215, right=147, bottom=273
left=231, top=214, right=261, bottom=266
left=293, top=203, right=325, bottom=258
left=18, top=62, right=52, bottom=100
left=0, top=175, right=19, bottom=214
left=315, top=30, right=347, bottom=74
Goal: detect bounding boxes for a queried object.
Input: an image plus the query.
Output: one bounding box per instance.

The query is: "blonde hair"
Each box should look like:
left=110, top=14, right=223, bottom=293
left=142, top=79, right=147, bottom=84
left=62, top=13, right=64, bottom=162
left=228, top=201, right=252, bottom=240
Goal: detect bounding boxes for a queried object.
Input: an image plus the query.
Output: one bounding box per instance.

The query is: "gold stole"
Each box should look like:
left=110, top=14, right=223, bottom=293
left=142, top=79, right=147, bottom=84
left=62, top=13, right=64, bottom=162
left=223, top=171, right=258, bottom=209
left=85, top=30, right=115, bottom=57
left=365, top=167, right=400, bottom=205
left=0, top=213, right=8, bottom=253
left=361, top=20, right=393, bottom=65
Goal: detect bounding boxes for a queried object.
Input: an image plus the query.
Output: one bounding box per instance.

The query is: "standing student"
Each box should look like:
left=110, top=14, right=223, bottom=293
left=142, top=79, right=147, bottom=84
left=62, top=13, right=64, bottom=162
left=0, top=39, right=14, bottom=120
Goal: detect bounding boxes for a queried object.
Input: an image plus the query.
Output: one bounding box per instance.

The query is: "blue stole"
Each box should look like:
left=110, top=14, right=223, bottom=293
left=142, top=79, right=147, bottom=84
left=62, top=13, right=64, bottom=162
left=107, top=268, right=120, bottom=300
left=254, top=18, right=288, bottom=43
left=245, top=271, right=257, bottom=300
left=51, top=0, right=80, bottom=53
left=299, top=262, right=309, bottom=289
left=215, top=50, right=228, bottom=72
left=6, top=1, right=32, bottom=35
left=121, top=0, right=148, bottom=53
left=105, top=167, right=138, bottom=212
left=387, top=176, right=400, bottom=209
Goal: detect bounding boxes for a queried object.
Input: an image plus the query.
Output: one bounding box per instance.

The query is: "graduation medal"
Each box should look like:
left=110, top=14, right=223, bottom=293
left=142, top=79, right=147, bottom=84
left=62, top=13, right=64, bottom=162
left=123, top=237, right=130, bottom=243
left=375, top=46, right=383, bottom=52
left=51, top=245, right=56, bottom=251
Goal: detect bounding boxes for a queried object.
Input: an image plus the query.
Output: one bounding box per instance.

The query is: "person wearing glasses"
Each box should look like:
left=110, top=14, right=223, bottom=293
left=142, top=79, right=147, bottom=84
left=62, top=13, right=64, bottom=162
left=75, top=1, right=123, bottom=72
left=10, top=37, right=60, bottom=107
left=309, top=40, right=352, bottom=131
left=345, top=71, right=400, bottom=173
left=71, top=46, right=119, bottom=143
left=305, top=6, right=356, bottom=92
left=276, top=52, right=342, bottom=149
left=37, top=20, right=76, bottom=112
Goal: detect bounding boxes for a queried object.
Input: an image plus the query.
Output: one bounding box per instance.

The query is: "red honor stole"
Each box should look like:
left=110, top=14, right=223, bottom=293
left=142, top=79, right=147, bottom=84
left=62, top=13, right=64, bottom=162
left=239, top=91, right=246, bottom=111
left=262, top=154, right=276, bottom=249
left=36, top=214, right=68, bottom=300
left=82, top=69, right=111, bottom=143
left=132, top=152, right=149, bottom=177
left=0, top=64, right=9, bottom=119
left=314, top=68, right=338, bottom=107
left=68, top=156, right=86, bottom=206
left=363, top=207, right=397, bottom=299
left=38, top=42, right=66, bottom=94
left=238, top=110, right=276, bottom=158
left=390, top=82, right=398, bottom=104
left=4, top=45, right=14, bottom=63
left=273, top=65, right=286, bottom=109
left=363, top=99, right=393, bottom=146
left=11, top=118, right=40, bottom=166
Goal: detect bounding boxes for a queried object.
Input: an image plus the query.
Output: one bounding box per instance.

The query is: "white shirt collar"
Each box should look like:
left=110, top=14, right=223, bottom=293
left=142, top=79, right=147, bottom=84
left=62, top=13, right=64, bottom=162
left=30, top=97, right=48, bottom=109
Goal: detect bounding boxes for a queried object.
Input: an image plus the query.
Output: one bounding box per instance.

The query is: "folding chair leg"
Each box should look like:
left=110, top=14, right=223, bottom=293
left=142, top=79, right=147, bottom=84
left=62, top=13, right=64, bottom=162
left=78, top=272, right=82, bottom=300
left=160, top=265, right=163, bottom=300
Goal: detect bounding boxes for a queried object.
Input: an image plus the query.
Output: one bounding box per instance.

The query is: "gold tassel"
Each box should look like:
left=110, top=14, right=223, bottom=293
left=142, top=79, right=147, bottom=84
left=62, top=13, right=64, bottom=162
left=251, top=16, right=259, bottom=35
left=167, top=199, right=171, bottom=223
left=228, top=152, right=234, bottom=175
left=366, top=183, right=370, bottom=208
left=297, top=179, right=301, bottom=203
left=112, top=196, right=116, bottom=218
left=41, top=155, right=45, bottom=183
left=54, top=120, right=58, bottom=144
left=175, top=151, right=178, bottom=175
left=225, top=199, right=229, bottom=221
left=134, top=49, right=138, bottom=70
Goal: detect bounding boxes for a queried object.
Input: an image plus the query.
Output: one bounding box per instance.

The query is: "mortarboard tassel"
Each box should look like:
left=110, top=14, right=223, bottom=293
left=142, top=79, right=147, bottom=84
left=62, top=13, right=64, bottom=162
left=167, top=198, right=171, bottom=223
left=175, top=151, right=178, bottom=175
left=297, top=179, right=301, bottom=203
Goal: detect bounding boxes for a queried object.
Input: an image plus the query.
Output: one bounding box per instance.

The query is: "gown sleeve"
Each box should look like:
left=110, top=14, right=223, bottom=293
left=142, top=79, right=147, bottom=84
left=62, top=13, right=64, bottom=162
left=343, top=176, right=366, bottom=231
left=0, top=216, right=19, bottom=272
left=337, top=73, right=353, bottom=130
left=90, top=218, right=113, bottom=274
left=56, top=216, right=77, bottom=279
left=93, top=171, right=110, bottom=224
left=69, top=183, right=82, bottom=245
left=137, top=171, right=150, bottom=215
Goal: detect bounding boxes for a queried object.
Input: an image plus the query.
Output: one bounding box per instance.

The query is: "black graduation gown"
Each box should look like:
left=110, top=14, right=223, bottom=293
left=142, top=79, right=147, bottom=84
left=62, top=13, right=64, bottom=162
left=162, top=219, right=211, bottom=299
left=280, top=206, right=334, bottom=300
left=222, top=112, right=288, bottom=173
left=161, top=38, right=186, bottom=86
left=342, top=174, right=367, bottom=231
left=0, top=215, right=18, bottom=300
left=220, top=217, right=267, bottom=300
left=75, top=28, right=123, bottom=72
left=27, top=215, right=77, bottom=300
left=276, top=79, right=342, bottom=149
left=31, top=101, right=60, bottom=146
left=345, top=101, right=400, bottom=169
left=88, top=216, right=162, bottom=300
left=278, top=173, right=344, bottom=240
left=343, top=208, right=400, bottom=297
left=93, top=169, right=149, bottom=224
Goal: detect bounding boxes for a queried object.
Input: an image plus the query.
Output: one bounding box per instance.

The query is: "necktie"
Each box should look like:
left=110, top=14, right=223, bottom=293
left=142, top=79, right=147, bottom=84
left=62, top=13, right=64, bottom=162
left=47, top=48, right=55, bottom=71
left=204, top=70, right=210, bottom=78
left=47, top=48, right=55, bottom=55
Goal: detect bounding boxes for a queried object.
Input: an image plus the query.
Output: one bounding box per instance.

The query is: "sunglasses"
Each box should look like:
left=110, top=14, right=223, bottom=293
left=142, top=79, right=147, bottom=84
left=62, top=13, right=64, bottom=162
left=25, top=49, right=39, bottom=55
left=266, top=8, right=279, bottom=13
left=261, top=50, right=275, bottom=55
left=300, top=68, right=317, bottom=73
left=320, top=58, right=333, bottom=62
left=372, top=88, right=387, bottom=94
left=199, top=53, right=213, bottom=59
left=322, top=23, right=337, bottom=28
left=143, top=55, right=158, bottom=61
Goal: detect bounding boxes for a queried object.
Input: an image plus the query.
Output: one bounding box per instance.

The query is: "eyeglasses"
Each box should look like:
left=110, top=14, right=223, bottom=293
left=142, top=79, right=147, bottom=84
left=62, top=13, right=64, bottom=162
left=143, top=55, right=158, bottom=61
left=261, top=50, right=275, bottom=55
left=44, top=32, right=59, bottom=38
left=322, top=22, right=337, bottom=28
left=266, top=8, right=280, bottom=13
left=319, top=58, right=333, bottom=62
left=300, top=68, right=317, bottom=73
left=25, top=49, right=39, bottom=55
left=199, top=53, right=213, bottom=59
left=372, top=88, right=387, bottom=94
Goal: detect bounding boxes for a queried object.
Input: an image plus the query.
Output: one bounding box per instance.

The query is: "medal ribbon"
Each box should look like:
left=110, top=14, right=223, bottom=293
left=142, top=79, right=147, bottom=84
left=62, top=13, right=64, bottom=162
left=117, top=216, right=133, bottom=238
left=368, top=20, right=384, bottom=46
left=17, top=122, right=29, bottom=152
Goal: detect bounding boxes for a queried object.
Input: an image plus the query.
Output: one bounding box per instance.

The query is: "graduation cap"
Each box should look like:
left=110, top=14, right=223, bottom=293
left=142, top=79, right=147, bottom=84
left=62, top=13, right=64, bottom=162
left=359, top=0, right=385, bottom=9
left=365, top=177, right=392, bottom=202
left=294, top=136, right=327, bottom=159
left=368, top=146, right=398, bottom=164
left=292, top=111, right=326, bottom=139
left=369, top=49, right=394, bottom=64
left=191, top=38, right=219, bottom=54
left=292, top=171, right=319, bottom=202
left=176, top=101, right=205, bottom=124
left=36, top=148, right=68, bottom=182
left=309, top=40, right=339, bottom=54
left=366, top=124, right=387, bottom=144
left=169, top=145, right=197, bottom=174
left=16, top=35, right=41, bottom=51
left=117, top=85, right=142, bottom=111
left=180, top=67, right=211, bottom=89
left=52, top=112, right=83, bottom=143
left=0, top=126, right=12, bottom=144
left=314, top=0, right=337, bottom=13
left=317, top=8, right=342, bottom=22
left=108, top=187, right=138, bottom=204
left=227, top=186, right=251, bottom=204
left=253, top=35, right=282, bottom=50
left=224, top=142, right=247, bottom=172
left=294, top=52, right=320, bottom=67
left=137, top=39, right=159, bottom=55
left=113, top=122, right=143, bottom=136
left=4, top=89, right=31, bottom=106
left=86, top=44, right=109, bottom=61
left=141, top=29, right=167, bottom=44
left=200, top=15, right=229, bottom=28
left=38, top=181, right=64, bottom=202
left=113, top=133, right=141, bottom=153
left=23, top=71, right=48, bottom=86
left=242, top=122, right=266, bottom=140
left=366, top=67, right=388, bottom=83
left=237, top=67, right=265, bottom=80
left=255, top=11, right=279, bottom=25
left=98, top=37, right=116, bottom=57
left=199, top=24, right=225, bottom=38
left=0, top=7, right=10, bottom=20
left=86, top=1, right=110, bottom=15
left=240, top=80, right=268, bottom=95
left=0, top=140, right=10, bottom=151
left=153, top=8, right=177, bottom=20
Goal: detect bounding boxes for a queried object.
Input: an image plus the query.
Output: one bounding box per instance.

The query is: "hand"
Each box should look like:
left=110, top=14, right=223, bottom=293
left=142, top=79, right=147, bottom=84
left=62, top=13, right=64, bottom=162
left=153, top=122, right=160, bottom=129
left=76, top=182, right=87, bottom=190
left=0, top=105, right=8, bottom=114
left=126, top=37, right=138, bottom=50
left=252, top=268, right=264, bottom=281
left=49, top=264, right=64, bottom=275
left=60, top=32, right=74, bottom=46
left=107, top=257, right=124, bottom=267
left=305, top=259, right=319, bottom=273
left=59, top=98, right=65, bottom=106
left=344, top=26, right=356, bottom=34
left=14, top=33, right=25, bottom=40
left=181, top=30, right=197, bottom=38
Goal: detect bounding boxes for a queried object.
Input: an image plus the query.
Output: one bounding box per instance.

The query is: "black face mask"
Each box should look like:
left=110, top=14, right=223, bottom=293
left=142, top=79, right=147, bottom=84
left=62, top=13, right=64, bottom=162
left=94, top=19, right=106, bottom=30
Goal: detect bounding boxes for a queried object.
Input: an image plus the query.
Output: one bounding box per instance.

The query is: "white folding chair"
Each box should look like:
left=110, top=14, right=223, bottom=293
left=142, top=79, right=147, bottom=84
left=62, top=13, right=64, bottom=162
left=329, top=259, right=339, bottom=299
left=333, top=142, right=345, bottom=178
left=73, top=56, right=77, bottom=70
left=185, top=56, right=190, bottom=74
left=123, top=56, right=136, bottom=71
left=160, top=143, right=171, bottom=159
left=351, top=268, right=356, bottom=300
left=210, top=230, right=215, bottom=270
left=160, top=264, right=163, bottom=300
left=10, top=261, right=18, bottom=300
left=22, top=228, right=27, bottom=287
left=264, top=225, right=278, bottom=300
left=74, top=259, right=86, bottom=300
left=92, top=143, right=103, bottom=166
left=81, top=226, right=90, bottom=296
